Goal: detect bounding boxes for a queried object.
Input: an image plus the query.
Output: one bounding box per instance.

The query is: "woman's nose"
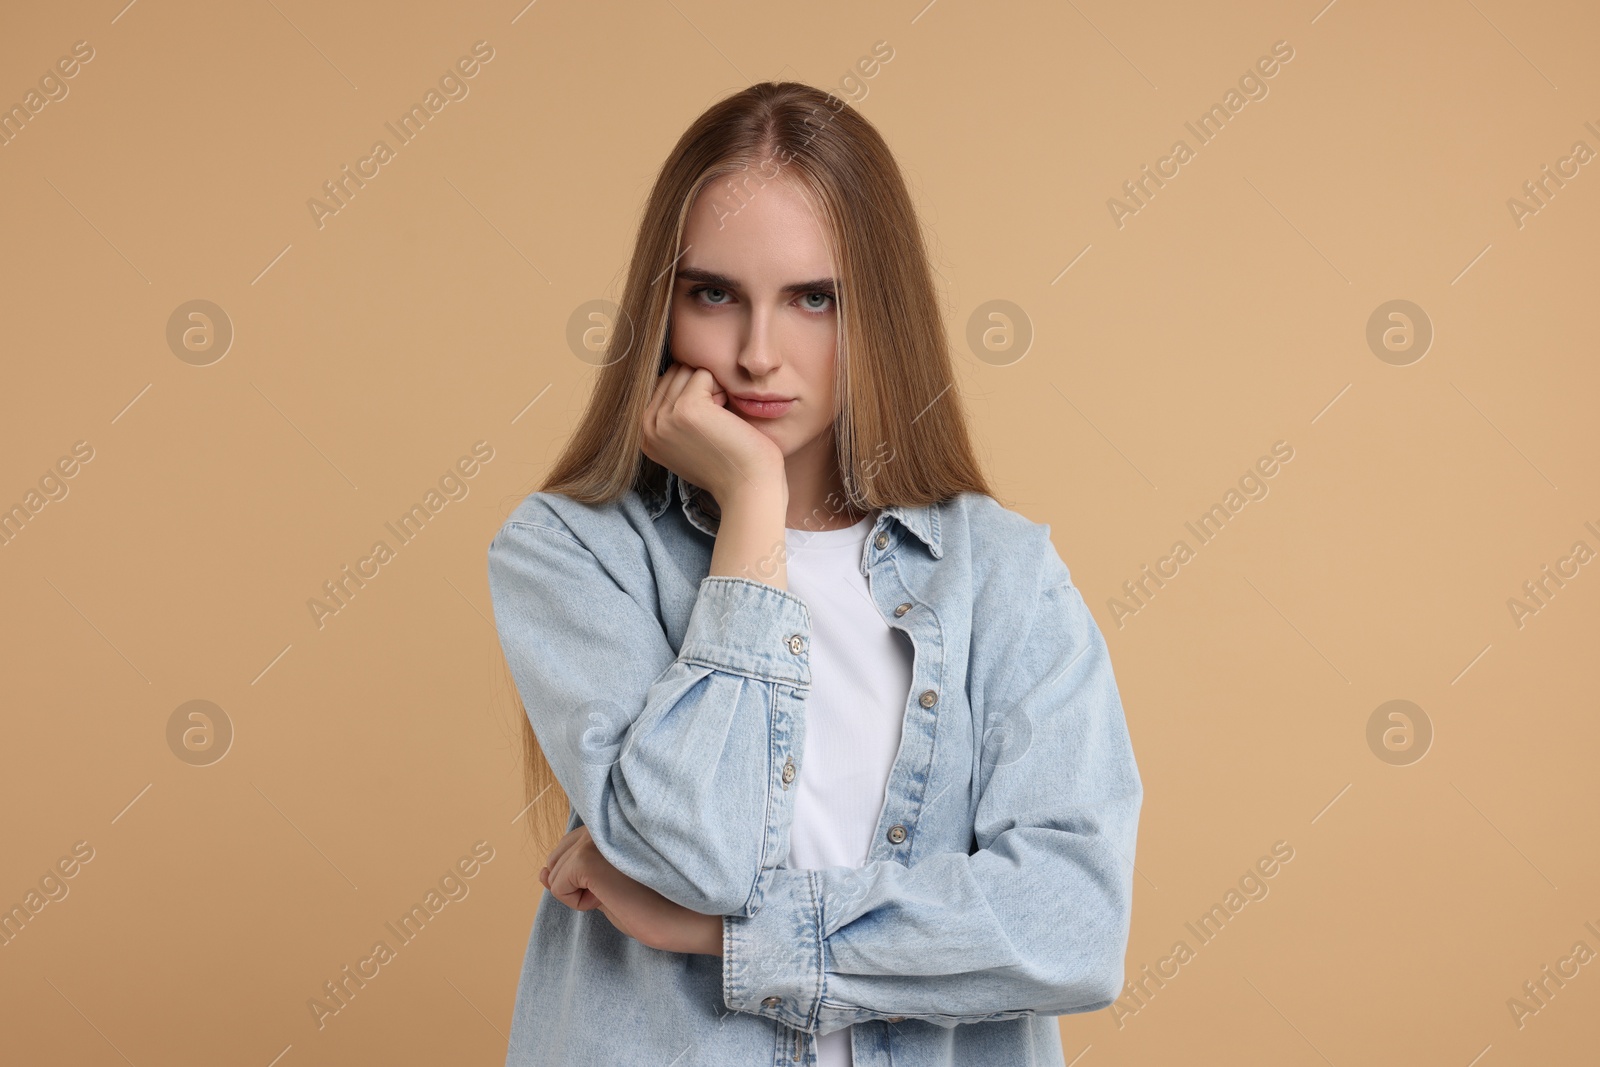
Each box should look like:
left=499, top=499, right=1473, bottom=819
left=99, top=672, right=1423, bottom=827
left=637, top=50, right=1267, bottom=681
left=738, top=310, right=782, bottom=375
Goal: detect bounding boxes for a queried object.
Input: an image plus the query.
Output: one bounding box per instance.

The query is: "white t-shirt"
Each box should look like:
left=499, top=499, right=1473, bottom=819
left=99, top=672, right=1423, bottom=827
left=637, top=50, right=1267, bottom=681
left=783, top=511, right=915, bottom=1067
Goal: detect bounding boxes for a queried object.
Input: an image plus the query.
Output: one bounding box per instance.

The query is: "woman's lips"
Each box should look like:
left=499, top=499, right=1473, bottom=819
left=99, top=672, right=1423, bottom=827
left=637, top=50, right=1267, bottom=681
left=729, top=395, right=795, bottom=418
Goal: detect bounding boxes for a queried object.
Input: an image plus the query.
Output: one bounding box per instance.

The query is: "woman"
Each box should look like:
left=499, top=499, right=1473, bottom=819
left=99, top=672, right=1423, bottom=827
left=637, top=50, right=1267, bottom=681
left=486, top=81, right=1142, bottom=1067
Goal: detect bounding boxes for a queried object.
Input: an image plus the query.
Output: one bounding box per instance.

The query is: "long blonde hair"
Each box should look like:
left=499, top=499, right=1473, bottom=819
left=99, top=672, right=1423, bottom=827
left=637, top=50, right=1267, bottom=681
left=505, top=80, right=995, bottom=851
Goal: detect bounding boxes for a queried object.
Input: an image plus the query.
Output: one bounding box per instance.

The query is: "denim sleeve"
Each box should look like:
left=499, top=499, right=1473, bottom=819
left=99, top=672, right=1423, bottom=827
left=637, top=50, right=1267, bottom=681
left=487, top=518, right=811, bottom=917
left=721, top=560, right=1143, bottom=1034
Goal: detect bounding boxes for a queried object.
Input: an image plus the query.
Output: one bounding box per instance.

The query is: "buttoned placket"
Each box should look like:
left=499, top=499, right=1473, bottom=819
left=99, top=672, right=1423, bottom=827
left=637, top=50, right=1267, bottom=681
left=782, top=631, right=804, bottom=793
left=858, top=517, right=943, bottom=867
left=652, top=472, right=948, bottom=1058
left=814, top=516, right=938, bottom=1061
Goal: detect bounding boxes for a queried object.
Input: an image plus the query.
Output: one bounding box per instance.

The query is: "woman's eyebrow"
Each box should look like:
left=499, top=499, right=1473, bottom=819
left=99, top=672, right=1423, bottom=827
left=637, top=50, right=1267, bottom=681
left=676, top=266, right=837, bottom=296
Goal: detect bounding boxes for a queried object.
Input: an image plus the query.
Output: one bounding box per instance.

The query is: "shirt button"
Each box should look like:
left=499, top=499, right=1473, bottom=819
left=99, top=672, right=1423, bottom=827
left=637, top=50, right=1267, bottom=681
left=762, top=996, right=781, bottom=1008
left=886, top=824, right=907, bottom=844
left=781, top=758, right=796, bottom=785
left=787, top=634, right=805, bottom=654
left=874, top=532, right=889, bottom=550
left=894, top=602, right=912, bottom=617
left=919, top=689, right=938, bottom=708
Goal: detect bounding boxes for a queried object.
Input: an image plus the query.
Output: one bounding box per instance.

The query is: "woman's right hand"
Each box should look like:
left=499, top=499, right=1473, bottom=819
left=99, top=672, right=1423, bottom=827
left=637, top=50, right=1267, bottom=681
left=541, top=825, right=723, bottom=957
left=641, top=361, right=786, bottom=505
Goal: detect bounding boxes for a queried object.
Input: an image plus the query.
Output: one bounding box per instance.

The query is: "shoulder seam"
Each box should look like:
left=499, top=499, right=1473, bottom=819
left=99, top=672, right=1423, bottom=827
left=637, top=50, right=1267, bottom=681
left=498, top=518, right=586, bottom=551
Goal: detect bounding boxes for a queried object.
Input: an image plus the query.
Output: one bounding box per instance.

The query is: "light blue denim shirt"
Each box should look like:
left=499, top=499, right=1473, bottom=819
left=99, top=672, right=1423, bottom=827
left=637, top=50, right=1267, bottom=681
left=486, top=469, right=1143, bottom=1066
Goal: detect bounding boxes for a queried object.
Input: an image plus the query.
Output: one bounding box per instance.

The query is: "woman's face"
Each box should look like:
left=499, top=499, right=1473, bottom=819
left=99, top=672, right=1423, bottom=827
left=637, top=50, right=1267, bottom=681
left=667, top=173, right=840, bottom=461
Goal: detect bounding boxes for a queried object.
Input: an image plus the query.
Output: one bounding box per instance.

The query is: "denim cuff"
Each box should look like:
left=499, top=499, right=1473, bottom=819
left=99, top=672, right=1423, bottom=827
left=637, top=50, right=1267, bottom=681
left=679, top=576, right=813, bottom=687
left=722, top=868, right=824, bottom=1031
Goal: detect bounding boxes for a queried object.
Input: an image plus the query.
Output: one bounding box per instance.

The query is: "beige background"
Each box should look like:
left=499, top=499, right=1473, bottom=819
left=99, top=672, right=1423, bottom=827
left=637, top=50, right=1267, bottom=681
left=2, top=0, right=1597, bottom=1063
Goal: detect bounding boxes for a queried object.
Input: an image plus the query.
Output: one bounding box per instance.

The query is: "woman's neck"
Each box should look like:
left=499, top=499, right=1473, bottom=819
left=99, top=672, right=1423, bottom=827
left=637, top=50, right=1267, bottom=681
left=783, top=438, right=867, bottom=531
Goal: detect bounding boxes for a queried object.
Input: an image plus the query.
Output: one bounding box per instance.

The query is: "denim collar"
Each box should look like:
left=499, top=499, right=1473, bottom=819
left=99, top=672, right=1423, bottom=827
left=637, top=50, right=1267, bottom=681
left=641, top=468, right=943, bottom=560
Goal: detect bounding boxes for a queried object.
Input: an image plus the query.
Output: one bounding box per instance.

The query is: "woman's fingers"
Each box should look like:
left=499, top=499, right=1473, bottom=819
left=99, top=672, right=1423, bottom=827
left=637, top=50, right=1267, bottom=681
left=543, top=826, right=594, bottom=907
left=547, top=851, right=585, bottom=909
left=543, top=843, right=715, bottom=954
left=640, top=357, right=778, bottom=505
left=541, top=825, right=587, bottom=874
left=642, top=362, right=688, bottom=463
left=702, top=367, right=727, bottom=405
left=548, top=830, right=623, bottom=909
left=660, top=360, right=696, bottom=410
left=660, top=367, right=729, bottom=448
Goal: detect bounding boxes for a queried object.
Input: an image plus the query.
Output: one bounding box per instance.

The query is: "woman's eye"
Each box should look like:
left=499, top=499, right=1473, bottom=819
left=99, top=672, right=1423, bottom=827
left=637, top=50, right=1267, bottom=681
left=688, top=286, right=832, bottom=311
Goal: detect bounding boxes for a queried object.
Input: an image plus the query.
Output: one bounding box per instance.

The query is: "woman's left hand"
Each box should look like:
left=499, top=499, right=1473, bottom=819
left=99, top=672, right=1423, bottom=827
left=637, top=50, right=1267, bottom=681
left=541, top=824, right=723, bottom=956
